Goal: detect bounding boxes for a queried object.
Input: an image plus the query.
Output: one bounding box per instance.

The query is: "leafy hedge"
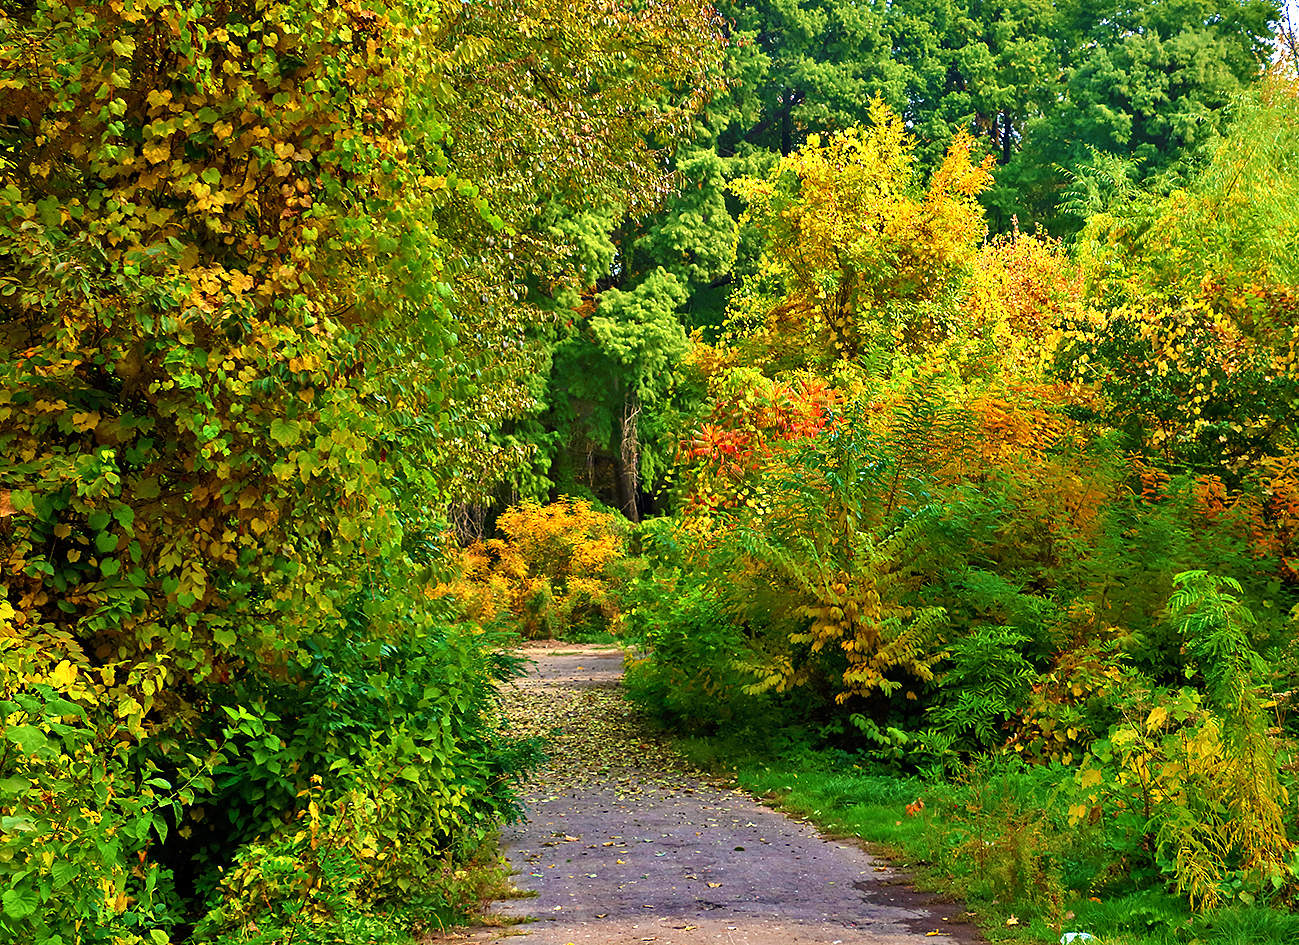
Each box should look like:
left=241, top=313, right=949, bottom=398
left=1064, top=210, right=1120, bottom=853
left=0, top=0, right=721, bottom=939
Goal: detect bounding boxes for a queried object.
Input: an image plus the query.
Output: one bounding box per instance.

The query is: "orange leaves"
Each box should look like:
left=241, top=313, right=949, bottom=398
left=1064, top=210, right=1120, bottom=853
left=967, top=390, right=1069, bottom=468
left=436, top=499, right=630, bottom=639
left=1194, top=475, right=1230, bottom=521
left=679, top=376, right=838, bottom=513
left=1131, top=456, right=1172, bottom=503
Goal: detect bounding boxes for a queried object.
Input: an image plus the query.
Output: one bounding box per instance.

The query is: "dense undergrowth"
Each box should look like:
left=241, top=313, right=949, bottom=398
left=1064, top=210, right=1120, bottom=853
left=611, top=70, right=1299, bottom=936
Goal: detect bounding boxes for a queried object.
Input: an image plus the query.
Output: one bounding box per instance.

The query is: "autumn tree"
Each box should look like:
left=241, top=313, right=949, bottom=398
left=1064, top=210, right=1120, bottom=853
left=1061, top=74, right=1299, bottom=472
left=728, top=99, right=994, bottom=365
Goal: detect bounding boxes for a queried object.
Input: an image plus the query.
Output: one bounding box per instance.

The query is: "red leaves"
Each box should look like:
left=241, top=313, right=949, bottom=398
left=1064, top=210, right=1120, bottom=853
left=680, top=379, right=839, bottom=511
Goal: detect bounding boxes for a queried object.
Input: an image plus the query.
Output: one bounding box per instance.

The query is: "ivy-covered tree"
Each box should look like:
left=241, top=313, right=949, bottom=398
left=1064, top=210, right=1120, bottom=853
left=0, top=0, right=722, bottom=936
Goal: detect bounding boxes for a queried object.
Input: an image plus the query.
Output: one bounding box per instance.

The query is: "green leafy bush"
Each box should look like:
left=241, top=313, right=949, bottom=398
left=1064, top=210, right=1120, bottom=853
left=624, top=578, right=771, bottom=732
left=1071, top=573, right=1291, bottom=910
left=0, top=637, right=201, bottom=943
left=188, top=609, right=536, bottom=903
left=930, top=626, right=1037, bottom=749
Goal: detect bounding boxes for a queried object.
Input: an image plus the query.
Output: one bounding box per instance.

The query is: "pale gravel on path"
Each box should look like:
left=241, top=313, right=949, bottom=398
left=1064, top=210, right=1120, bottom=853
left=468, top=644, right=984, bottom=945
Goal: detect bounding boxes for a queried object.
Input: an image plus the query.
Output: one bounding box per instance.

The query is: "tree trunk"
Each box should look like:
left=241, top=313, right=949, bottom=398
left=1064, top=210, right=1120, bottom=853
left=617, top=394, right=642, bottom=523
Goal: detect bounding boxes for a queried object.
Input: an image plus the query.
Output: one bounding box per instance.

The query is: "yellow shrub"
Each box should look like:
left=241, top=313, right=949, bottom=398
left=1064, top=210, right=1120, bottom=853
left=437, top=499, right=630, bottom=639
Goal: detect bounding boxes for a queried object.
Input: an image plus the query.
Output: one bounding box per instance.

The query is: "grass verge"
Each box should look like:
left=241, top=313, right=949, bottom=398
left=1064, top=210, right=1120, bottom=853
left=671, top=737, right=1299, bottom=945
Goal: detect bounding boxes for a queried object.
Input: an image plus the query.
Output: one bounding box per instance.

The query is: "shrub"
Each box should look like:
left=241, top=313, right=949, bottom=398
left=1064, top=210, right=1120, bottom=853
left=440, top=498, right=633, bottom=639
left=703, top=388, right=958, bottom=708
left=929, top=626, right=1037, bottom=750
left=624, top=577, right=769, bottom=732
left=186, top=608, right=536, bottom=899
left=0, top=635, right=198, bottom=943
left=1070, top=573, right=1291, bottom=910
left=192, top=776, right=518, bottom=944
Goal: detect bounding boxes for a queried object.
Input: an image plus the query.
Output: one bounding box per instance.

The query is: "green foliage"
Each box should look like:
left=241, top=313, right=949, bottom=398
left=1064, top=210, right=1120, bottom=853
left=2, top=0, right=1297, bottom=935
left=930, top=626, right=1037, bottom=749
left=704, top=391, right=956, bottom=707
left=1073, top=573, right=1291, bottom=910
left=628, top=69, right=1299, bottom=928
left=541, top=265, right=702, bottom=515
left=1062, top=78, right=1299, bottom=469
left=588, top=270, right=692, bottom=392
left=624, top=577, right=769, bottom=733
left=193, top=780, right=518, bottom=944
left=527, top=181, right=735, bottom=511
left=202, top=617, right=533, bottom=892
left=633, top=150, right=740, bottom=293
left=0, top=638, right=203, bottom=943
left=700, top=0, right=1275, bottom=233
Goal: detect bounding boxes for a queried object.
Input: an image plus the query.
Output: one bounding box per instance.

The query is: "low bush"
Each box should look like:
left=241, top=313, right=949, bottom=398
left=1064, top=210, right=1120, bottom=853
left=1070, top=573, right=1290, bottom=910
left=438, top=498, right=634, bottom=640
left=0, top=599, right=535, bottom=943
left=624, top=576, right=772, bottom=732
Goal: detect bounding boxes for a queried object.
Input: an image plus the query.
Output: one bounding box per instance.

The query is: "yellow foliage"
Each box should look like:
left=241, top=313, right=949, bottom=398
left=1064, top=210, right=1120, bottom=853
left=1074, top=698, right=1290, bottom=910
left=730, top=98, right=995, bottom=364
left=436, top=498, right=630, bottom=639
left=963, top=232, right=1082, bottom=377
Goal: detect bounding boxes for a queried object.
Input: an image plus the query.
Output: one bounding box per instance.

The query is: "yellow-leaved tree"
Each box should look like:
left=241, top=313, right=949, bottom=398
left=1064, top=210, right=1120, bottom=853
left=728, top=98, right=994, bottom=366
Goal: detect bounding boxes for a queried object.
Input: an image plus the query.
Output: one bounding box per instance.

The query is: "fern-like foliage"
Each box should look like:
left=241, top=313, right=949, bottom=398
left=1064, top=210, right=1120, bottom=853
left=715, top=393, right=951, bottom=704
left=1074, top=572, right=1292, bottom=911
left=1165, top=571, right=1290, bottom=898
left=930, top=625, right=1037, bottom=747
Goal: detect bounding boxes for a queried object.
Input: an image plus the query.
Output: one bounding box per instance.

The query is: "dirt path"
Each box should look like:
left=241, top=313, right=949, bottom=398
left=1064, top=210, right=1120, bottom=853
left=477, top=644, right=984, bottom=945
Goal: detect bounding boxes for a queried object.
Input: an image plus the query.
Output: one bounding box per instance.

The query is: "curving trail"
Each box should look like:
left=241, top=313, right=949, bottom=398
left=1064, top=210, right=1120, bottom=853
left=473, top=643, right=985, bottom=945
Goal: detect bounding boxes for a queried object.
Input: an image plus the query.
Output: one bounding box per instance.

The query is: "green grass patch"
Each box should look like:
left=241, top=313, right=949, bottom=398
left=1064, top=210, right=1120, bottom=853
left=672, top=737, right=1299, bottom=945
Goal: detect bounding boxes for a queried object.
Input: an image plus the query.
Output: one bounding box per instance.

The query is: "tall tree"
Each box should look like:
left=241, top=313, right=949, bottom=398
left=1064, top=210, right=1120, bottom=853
left=702, top=0, right=1278, bottom=227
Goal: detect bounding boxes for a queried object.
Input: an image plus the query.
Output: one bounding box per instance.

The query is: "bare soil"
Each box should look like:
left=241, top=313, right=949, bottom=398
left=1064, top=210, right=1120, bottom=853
left=458, top=644, right=986, bottom=945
